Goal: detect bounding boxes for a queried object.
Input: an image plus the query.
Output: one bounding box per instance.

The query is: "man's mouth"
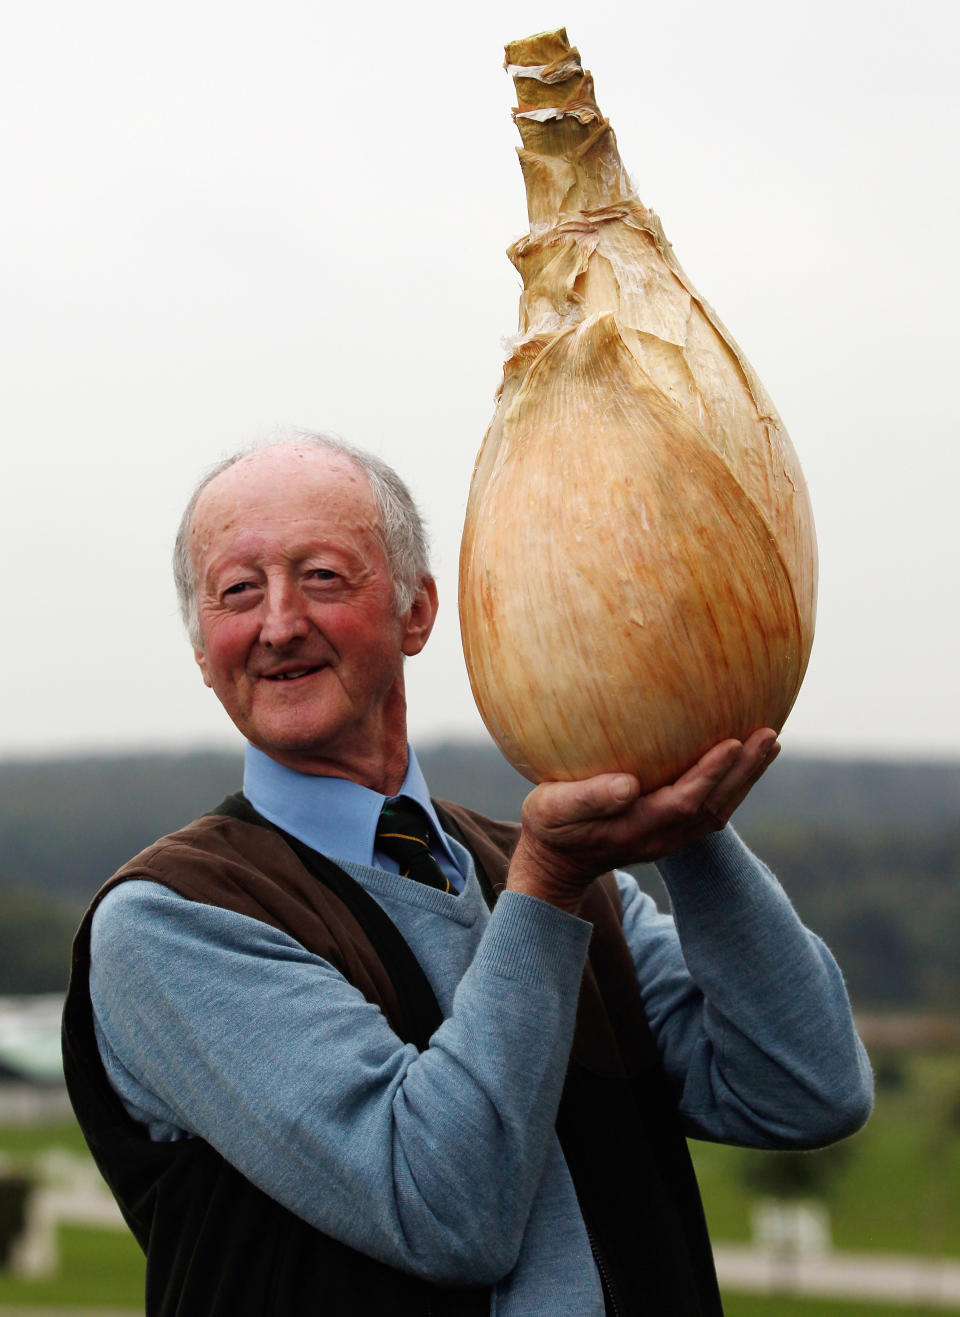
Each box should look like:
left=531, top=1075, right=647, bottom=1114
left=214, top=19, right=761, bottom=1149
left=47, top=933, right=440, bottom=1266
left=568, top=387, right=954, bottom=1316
left=263, top=666, right=323, bottom=682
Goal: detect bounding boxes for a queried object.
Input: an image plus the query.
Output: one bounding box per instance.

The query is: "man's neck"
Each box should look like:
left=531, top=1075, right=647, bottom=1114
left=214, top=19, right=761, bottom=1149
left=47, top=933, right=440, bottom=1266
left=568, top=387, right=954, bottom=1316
left=252, top=744, right=409, bottom=796
left=249, top=694, right=411, bottom=795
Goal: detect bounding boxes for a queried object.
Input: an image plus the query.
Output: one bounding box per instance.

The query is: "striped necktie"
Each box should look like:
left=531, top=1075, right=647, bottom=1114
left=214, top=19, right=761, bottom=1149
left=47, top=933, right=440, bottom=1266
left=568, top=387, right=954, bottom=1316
left=375, top=801, right=451, bottom=893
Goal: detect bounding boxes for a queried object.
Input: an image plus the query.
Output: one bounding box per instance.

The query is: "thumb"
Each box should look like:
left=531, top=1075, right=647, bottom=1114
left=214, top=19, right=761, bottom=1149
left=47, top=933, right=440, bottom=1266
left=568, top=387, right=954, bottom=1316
left=526, top=773, right=641, bottom=832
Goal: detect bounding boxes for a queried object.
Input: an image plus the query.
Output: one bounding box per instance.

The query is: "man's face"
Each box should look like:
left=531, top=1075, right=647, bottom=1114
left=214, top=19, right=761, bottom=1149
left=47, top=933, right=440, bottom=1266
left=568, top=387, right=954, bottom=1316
left=190, top=445, right=436, bottom=787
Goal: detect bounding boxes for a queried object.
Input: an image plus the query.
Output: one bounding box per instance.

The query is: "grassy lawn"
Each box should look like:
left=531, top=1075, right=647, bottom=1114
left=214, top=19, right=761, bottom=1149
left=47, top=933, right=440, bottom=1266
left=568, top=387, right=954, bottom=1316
left=723, top=1298, right=941, bottom=1316
left=0, top=1225, right=144, bottom=1307
left=0, top=1121, right=88, bottom=1159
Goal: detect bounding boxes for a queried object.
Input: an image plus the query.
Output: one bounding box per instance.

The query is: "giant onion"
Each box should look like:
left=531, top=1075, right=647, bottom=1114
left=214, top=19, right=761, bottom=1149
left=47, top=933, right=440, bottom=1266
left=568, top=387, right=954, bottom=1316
left=458, top=28, right=818, bottom=791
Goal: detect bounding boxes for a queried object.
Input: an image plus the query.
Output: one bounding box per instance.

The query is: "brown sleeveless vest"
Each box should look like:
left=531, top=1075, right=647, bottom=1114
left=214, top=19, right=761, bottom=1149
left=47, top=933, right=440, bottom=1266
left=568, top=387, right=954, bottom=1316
left=62, top=793, right=722, bottom=1316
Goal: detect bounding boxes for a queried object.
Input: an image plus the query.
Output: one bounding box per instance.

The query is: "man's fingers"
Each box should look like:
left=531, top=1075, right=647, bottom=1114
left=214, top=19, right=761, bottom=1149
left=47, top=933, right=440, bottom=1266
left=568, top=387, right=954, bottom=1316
left=649, top=729, right=778, bottom=831
left=522, top=728, right=781, bottom=870
left=649, top=739, right=742, bottom=821
left=702, top=730, right=780, bottom=825
left=677, top=739, right=743, bottom=790
left=742, top=727, right=780, bottom=761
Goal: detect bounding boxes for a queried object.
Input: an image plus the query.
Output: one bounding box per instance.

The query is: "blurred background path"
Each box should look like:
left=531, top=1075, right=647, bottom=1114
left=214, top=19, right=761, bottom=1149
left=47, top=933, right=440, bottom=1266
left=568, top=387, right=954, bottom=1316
left=715, top=1245, right=960, bottom=1308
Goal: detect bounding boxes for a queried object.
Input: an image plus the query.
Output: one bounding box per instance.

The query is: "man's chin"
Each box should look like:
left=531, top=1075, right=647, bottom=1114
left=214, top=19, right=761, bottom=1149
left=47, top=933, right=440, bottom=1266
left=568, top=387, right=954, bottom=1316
left=252, top=724, right=337, bottom=756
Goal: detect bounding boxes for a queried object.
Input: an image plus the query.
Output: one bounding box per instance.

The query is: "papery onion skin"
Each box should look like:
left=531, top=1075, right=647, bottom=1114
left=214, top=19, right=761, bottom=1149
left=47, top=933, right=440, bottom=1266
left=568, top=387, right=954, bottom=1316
left=459, top=29, right=818, bottom=790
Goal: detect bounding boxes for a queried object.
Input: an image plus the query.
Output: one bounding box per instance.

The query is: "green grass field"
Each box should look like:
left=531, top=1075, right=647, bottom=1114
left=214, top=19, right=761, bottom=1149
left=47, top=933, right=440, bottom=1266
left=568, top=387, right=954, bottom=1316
left=0, top=1048, right=956, bottom=1310
left=724, top=1299, right=942, bottom=1316
left=0, top=1225, right=144, bottom=1307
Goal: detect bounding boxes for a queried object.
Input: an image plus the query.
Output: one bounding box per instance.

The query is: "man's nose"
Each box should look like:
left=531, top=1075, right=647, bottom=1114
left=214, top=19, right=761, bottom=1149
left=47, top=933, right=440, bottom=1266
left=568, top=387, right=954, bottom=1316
left=259, top=580, right=310, bottom=648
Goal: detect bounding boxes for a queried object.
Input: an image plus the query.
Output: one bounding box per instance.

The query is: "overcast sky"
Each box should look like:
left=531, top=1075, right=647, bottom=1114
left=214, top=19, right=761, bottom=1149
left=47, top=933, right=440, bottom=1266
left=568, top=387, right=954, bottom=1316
left=3, top=0, right=957, bottom=764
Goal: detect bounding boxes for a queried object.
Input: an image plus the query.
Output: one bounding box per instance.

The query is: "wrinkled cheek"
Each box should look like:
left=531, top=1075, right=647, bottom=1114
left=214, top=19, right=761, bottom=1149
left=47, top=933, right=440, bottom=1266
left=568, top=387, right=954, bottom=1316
left=206, top=662, right=254, bottom=718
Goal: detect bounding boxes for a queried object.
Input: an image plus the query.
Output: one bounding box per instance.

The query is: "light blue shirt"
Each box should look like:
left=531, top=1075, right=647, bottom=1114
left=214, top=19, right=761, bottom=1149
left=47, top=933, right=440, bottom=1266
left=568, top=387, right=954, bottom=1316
left=242, top=743, right=465, bottom=892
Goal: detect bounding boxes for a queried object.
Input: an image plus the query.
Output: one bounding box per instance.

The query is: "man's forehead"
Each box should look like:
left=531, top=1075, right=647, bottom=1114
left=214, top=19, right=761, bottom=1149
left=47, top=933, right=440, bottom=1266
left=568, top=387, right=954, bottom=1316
left=188, top=445, right=382, bottom=566
left=193, top=447, right=374, bottom=526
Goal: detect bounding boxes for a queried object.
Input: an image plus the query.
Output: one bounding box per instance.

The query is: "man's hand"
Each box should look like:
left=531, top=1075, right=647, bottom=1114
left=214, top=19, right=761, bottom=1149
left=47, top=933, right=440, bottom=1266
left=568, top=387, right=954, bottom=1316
left=506, top=728, right=780, bottom=913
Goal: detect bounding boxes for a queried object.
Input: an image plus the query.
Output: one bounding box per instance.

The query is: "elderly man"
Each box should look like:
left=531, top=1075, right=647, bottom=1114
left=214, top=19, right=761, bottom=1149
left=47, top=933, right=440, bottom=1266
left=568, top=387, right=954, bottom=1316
left=63, top=433, right=872, bottom=1317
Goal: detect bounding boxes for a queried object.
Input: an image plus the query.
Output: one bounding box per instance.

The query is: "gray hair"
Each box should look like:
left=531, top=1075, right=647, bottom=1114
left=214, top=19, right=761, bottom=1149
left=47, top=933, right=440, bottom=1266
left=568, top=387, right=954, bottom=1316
left=173, top=429, right=431, bottom=649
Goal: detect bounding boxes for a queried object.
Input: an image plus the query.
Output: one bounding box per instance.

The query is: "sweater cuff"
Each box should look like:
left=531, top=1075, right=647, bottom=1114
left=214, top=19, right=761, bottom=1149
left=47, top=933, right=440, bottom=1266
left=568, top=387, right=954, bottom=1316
left=655, top=826, right=768, bottom=914
left=473, top=890, right=592, bottom=989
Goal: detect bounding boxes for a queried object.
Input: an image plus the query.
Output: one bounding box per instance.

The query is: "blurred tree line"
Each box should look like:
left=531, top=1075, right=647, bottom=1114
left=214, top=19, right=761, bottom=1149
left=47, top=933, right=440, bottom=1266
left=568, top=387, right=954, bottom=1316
left=0, top=746, right=958, bottom=1008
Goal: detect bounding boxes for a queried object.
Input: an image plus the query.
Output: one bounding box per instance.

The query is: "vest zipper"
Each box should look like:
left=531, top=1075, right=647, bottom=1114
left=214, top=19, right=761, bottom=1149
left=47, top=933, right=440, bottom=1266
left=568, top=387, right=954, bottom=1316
left=586, top=1219, right=622, bottom=1317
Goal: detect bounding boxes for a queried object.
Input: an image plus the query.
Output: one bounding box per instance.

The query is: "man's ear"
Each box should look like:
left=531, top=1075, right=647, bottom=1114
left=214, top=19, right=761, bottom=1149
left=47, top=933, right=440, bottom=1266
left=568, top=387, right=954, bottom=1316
left=401, top=576, right=439, bottom=658
left=194, top=648, right=214, bottom=689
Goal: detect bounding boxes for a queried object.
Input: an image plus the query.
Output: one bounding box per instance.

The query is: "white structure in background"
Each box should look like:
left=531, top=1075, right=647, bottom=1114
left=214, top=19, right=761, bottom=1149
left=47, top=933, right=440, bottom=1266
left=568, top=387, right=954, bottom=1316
left=713, top=1243, right=960, bottom=1308
left=0, top=994, right=71, bottom=1123
left=751, top=1197, right=832, bottom=1257
left=6, top=1148, right=126, bottom=1278
left=715, top=1197, right=960, bottom=1307
left=0, top=995, right=124, bottom=1278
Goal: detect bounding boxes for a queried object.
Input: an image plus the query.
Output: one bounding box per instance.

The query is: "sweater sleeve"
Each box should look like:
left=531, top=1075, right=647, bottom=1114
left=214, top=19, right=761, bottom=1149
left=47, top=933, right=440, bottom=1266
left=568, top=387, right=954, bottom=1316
left=90, top=879, right=592, bottom=1285
left=618, top=827, right=873, bottom=1148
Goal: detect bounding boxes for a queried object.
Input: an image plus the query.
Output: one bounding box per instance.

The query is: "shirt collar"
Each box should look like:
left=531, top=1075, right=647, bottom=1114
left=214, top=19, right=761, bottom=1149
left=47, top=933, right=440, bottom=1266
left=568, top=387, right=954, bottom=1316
left=242, top=742, right=462, bottom=878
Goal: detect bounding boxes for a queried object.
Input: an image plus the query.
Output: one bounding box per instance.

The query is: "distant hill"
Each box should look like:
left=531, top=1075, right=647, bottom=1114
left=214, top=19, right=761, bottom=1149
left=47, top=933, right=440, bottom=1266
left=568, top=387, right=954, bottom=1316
left=1, top=742, right=957, bottom=895
left=1, top=743, right=958, bottom=893
left=0, top=742, right=957, bottom=1006
left=732, top=754, right=960, bottom=832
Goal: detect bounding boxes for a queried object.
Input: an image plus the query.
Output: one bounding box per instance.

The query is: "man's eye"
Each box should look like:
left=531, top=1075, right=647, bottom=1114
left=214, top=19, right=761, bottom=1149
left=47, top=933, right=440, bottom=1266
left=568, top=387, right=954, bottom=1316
left=223, top=582, right=252, bottom=597
left=310, top=569, right=338, bottom=582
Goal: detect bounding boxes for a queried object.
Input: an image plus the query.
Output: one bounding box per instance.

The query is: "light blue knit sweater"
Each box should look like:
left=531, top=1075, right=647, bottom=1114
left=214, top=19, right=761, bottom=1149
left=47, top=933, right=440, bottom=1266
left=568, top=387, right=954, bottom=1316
left=90, top=753, right=872, bottom=1314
